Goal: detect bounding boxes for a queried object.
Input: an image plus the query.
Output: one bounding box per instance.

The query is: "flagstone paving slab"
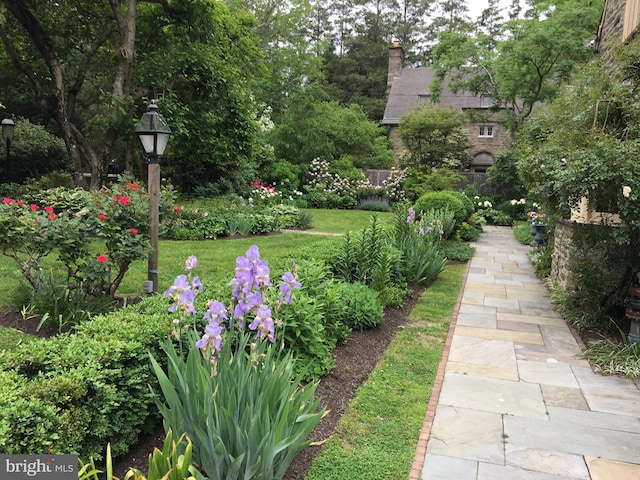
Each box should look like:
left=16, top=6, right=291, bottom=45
left=540, top=385, right=589, bottom=410
left=573, top=366, right=640, bottom=417
left=518, top=360, right=580, bottom=388
left=504, top=446, right=590, bottom=479
left=498, top=312, right=566, bottom=326
left=504, top=414, right=640, bottom=464
left=438, top=372, right=548, bottom=419
left=421, top=454, right=478, bottom=480
left=427, top=405, right=505, bottom=464
left=478, top=462, right=588, bottom=480
left=455, top=325, right=544, bottom=345
left=546, top=405, right=640, bottom=433
left=585, top=457, right=640, bottom=480
left=514, top=343, right=589, bottom=366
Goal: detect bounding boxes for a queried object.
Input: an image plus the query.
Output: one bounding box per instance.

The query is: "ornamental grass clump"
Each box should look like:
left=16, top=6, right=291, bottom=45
left=150, top=248, right=324, bottom=480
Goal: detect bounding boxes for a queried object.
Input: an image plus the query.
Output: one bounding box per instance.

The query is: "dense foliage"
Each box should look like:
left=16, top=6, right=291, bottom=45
left=514, top=39, right=640, bottom=314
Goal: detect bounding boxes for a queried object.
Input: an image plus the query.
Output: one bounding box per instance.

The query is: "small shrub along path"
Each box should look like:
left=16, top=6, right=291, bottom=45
left=0, top=288, right=422, bottom=479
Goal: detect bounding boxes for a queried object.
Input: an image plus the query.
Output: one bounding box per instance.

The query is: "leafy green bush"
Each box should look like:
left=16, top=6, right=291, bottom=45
left=333, top=281, right=384, bottom=330
left=162, top=209, right=227, bottom=239
left=449, top=190, right=475, bottom=219
left=359, top=196, right=390, bottom=212
left=0, top=308, right=170, bottom=458
left=328, top=216, right=405, bottom=303
left=514, top=224, right=534, bottom=245
left=414, top=191, right=467, bottom=231
left=458, top=221, right=481, bottom=242
left=437, top=240, right=475, bottom=262
left=278, top=291, right=337, bottom=379
left=11, top=275, right=113, bottom=331
left=0, top=178, right=151, bottom=300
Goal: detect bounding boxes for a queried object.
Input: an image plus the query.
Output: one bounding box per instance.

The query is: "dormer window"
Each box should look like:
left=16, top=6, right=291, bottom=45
left=480, top=95, right=493, bottom=107
left=417, top=94, right=429, bottom=104
left=479, top=125, right=494, bottom=137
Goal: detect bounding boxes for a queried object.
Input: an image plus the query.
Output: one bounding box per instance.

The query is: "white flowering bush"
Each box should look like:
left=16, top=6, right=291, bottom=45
left=302, top=158, right=407, bottom=207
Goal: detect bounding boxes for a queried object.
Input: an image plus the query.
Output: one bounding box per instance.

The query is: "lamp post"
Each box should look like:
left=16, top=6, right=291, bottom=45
left=1, top=118, right=15, bottom=183
left=135, top=100, right=171, bottom=294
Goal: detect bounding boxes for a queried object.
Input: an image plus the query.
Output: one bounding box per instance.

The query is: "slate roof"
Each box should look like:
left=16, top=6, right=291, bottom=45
left=382, top=67, right=485, bottom=125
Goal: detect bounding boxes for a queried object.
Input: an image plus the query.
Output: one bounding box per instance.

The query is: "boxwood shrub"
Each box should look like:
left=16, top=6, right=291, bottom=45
left=0, top=308, right=171, bottom=459
left=414, top=191, right=468, bottom=229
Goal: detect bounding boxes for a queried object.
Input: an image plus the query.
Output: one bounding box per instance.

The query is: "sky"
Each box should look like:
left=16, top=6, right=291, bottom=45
left=467, top=0, right=513, bottom=21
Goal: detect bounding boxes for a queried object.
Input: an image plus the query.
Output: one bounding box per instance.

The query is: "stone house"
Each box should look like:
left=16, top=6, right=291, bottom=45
left=382, top=44, right=511, bottom=177
left=596, top=0, right=640, bottom=53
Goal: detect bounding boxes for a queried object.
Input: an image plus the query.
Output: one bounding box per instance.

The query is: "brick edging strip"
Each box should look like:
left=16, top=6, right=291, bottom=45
left=408, top=260, right=472, bottom=480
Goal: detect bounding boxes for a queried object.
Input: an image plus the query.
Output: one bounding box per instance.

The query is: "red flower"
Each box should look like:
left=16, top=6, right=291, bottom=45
left=100, top=188, right=107, bottom=194
left=44, top=206, right=54, bottom=213
left=127, top=183, right=139, bottom=190
left=98, top=213, right=108, bottom=220
left=173, top=205, right=181, bottom=212
left=3, top=197, right=13, bottom=204
left=17, top=200, right=23, bottom=206
left=96, top=255, right=108, bottom=263
left=30, top=204, right=39, bottom=211
left=127, top=228, right=139, bottom=236
left=118, top=196, right=130, bottom=205
left=49, top=213, right=56, bottom=220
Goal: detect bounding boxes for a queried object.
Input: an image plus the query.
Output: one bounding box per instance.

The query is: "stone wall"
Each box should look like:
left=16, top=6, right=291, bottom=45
left=599, top=0, right=625, bottom=51
left=464, top=122, right=511, bottom=158
left=551, top=220, right=577, bottom=292
left=551, top=219, right=628, bottom=299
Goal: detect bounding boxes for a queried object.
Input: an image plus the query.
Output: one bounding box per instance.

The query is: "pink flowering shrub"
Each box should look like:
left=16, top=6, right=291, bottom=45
left=0, top=178, right=151, bottom=299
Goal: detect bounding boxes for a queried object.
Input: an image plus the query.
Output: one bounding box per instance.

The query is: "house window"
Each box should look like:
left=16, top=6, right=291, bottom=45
left=417, top=94, right=429, bottom=104
left=623, top=0, right=640, bottom=41
left=480, top=95, right=493, bottom=107
left=478, top=125, right=494, bottom=138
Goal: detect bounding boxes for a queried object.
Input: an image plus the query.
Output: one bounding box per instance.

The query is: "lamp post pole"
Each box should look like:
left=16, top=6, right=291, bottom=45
left=135, top=100, right=171, bottom=294
left=1, top=118, right=15, bottom=183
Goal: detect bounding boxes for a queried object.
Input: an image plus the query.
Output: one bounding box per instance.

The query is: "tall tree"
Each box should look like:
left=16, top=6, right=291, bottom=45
left=430, top=0, right=604, bottom=129
left=388, top=0, right=436, bottom=65
left=322, top=7, right=392, bottom=119
left=0, top=0, right=261, bottom=191
left=227, top=0, right=324, bottom=123
left=398, top=105, right=471, bottom=170
left=0, top=0, right=137, bottom=188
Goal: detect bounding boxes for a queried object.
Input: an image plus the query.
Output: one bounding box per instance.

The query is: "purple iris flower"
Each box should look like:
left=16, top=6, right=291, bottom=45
left=407, top=207, right=415, bottom=223
left=185, top=255, right=198, bottom=271
left=164, top=274, right=188, bottom=297
left=248, top=305, right=275, bottom=342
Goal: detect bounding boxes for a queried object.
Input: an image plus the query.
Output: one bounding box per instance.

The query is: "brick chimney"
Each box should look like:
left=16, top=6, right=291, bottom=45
left=387, top=42, right=404, bottom=96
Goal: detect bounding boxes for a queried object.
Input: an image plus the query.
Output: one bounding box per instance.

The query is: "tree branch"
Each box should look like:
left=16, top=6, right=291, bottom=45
left=0, top=24, right=44, bottom=104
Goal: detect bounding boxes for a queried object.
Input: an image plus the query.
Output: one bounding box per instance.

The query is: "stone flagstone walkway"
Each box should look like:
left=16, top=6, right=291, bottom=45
left=410, top=226, right=640, bottom=480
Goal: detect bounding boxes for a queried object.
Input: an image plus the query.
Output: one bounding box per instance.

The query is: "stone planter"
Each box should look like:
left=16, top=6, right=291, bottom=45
left=530, top=224, right=547, bottom=248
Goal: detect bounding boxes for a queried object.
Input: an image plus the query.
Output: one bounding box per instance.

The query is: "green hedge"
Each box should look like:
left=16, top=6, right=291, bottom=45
left=414, top=191, right=467, bottom=229
left=0, top=308, right=171, bottom=459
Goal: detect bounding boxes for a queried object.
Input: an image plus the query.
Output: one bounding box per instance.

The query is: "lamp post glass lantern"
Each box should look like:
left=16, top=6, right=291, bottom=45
left=135, top=100, right=171, bottom=294
left=1, top=118, right=15, bottom=182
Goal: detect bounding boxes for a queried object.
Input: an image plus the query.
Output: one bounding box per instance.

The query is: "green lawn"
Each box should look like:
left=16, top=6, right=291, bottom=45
left=304, top=208, right=394, bottom=234
left=305, top=264, right=466, bottom=480
left=0, top=209, right=394, bottom=305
